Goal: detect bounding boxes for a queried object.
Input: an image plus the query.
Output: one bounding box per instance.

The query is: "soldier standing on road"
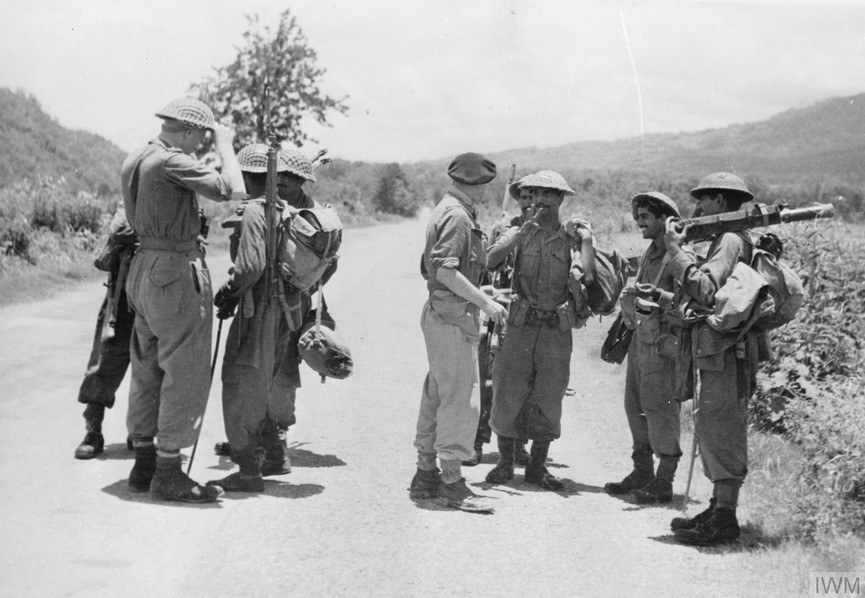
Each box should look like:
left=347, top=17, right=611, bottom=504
left=207, top=144, right=340, bottom=492
left=662, top=172, right=760, bottom=545
left=74, top=200, right=137, bottom=459
left=484, top=170, right=595, bottom=491
left=410, top=152, right=507, bottom=513
left=122, top=98, right=245, bottom=503
left=462, top=176, right=533, bottom=468
left=605, top=192, right=687, bottom=503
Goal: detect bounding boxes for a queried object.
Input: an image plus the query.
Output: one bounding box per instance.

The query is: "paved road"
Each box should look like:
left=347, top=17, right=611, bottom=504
left=0, top=217, right=804, bottom=597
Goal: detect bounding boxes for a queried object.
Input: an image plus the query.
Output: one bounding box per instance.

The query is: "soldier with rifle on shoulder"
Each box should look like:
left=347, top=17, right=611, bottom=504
left=208, top=141, right=343, bottom=492
left=73, top=199, right=137, bottom=459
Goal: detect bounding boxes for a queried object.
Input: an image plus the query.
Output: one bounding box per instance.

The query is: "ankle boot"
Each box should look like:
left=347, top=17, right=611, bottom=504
left=261, top=424, right=291, bottom=476
left=409, top=467, right=442, bottom=499
left=673, top=506, right=740, bottom=545
left=524, top=440, right=564, bottom=491
left=671, top=498, right=716, bottom=531
left=604, top=447, right=654, bottom=495
left=632, top=456, right=677, bottom=503
left=485, top=436, right=515, bottom=484
left=514, top=439, right=530, bottom=466
left=75, top=405, right=105, bottom=460
left=150, top=454, right=222, bottom=503
left=207, top=448, right=264, bottom=492
left=128, top=444, right=157, bottom=492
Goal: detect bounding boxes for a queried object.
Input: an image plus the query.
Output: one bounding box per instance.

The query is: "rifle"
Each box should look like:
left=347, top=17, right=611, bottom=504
left=676, top=202, right=835, bottom=243
left=100, top=246, right=133, bottom=343
left=500, top=164, right=516, bottom=218
left=263, top=88, right=280, bottom=311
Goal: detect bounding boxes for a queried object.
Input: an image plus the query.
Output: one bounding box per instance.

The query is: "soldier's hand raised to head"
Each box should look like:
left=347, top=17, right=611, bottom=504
left=211, top=123, right=236, bottom=149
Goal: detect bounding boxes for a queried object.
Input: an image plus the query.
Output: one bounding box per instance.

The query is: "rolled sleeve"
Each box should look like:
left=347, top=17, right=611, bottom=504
left=163, top=153, right=233, bottom=201
left=429, top=207, right=469, bottom=272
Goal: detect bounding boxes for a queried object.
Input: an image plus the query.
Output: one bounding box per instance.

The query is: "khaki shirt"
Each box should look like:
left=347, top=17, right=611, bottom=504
left=423, top=187, right=486, bottom=303
left=489, top=225, right=573, bottom=312
left=121, top=138, right=233, bottom=243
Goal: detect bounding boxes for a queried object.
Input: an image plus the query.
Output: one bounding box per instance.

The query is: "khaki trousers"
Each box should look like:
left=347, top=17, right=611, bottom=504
left=414, top=300, right=480, bottom=464
left=125, top=249, right=213, bottom=452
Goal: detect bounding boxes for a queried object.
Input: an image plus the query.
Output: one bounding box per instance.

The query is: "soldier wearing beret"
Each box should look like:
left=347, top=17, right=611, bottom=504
left=605, top=192, right=687, bottom=503
left=122, top=98, right=245, bottom=503
left=410, top=152, right=507, bottom=513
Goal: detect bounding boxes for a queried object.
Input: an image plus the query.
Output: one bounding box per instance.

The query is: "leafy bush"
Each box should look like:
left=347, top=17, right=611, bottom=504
left=749, top=220, right=865, bottom=537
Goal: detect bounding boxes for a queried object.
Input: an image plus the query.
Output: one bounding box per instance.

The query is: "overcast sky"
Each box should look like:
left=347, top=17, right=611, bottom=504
left=2, top=0, right=865, bottom=163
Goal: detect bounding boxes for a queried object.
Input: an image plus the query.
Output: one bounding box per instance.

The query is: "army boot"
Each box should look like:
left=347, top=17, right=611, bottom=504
left=632, top=456, right=678, bottom=504
left=128, top=443, right=157, bottom=492
left=261, top=422, right=291, bottom=476
left=524, top=440, right=564, bottom=491
left=673, top=506, right=740, bottom=546
left=604, top=447, right=654, bottom=495
left=671, top=498, right=716, bottom=531
left=485, top=436, right=515, bottom=484
left=207, top=447, right=265, bottom=493
left=461, top=441, right=484, bottom=467
left=75, top=404, right=105, bottom=460
left=438, top=459, right=494, bottom=513
left=150, top=454, right=222, bottom=503
left=409, top=467, right=442, bottom=499
left=514, top=439, right=530, bottom=467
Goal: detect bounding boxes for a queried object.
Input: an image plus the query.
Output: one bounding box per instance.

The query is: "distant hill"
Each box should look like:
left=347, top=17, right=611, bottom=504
left=0, top=88, right=126, bottom=193
left=406, top=93, right=865, bottom=187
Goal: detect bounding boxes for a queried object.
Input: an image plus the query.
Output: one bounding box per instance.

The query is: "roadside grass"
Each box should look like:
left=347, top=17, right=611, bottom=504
left=677, top=404, right=865, bottom=580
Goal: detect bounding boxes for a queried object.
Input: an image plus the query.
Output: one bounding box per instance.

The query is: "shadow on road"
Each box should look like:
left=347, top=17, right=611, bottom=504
left=183, top=475, right=325, bottom=502
left=101, top=480, right=223, bottom=509
left=287, top=444, right=347, bottom=468
left=93, top=443, right=135, bottom=461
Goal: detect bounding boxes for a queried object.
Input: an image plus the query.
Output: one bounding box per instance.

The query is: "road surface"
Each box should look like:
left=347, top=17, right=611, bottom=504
left=0, top=216, right=805, bottom=597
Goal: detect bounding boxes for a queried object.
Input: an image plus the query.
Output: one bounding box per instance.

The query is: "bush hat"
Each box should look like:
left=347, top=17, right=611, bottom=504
left=448, top=153, right=497, bottom=185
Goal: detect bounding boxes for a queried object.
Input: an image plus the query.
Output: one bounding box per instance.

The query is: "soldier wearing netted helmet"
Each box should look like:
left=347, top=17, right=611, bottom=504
left=661, top=172, right=761, bottom=545
left=208, top=144, right=341, bottom=492
left=484, top=170, right=595, bottom=492
left=122, top=97, right=245, bottom=503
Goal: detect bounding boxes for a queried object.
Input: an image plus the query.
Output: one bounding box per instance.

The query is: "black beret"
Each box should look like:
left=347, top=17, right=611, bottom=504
left=448, top=152, right=497, bottom=185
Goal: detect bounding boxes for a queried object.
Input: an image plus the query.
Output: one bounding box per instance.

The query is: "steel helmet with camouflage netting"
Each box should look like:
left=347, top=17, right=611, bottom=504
left=689, top=172, right=754, bottom=202
left=155, top=98, right=216, bottom=130
left=520, top=170, right=576, bottom=196
left=630, top=191, right=680, bottom=220
left=279, top=148, right=317, bottom=183
left=237, top=143, right=293, bottom=173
